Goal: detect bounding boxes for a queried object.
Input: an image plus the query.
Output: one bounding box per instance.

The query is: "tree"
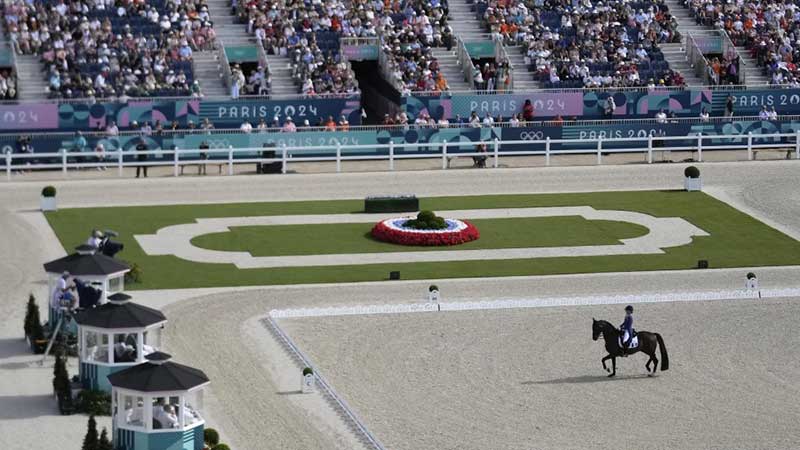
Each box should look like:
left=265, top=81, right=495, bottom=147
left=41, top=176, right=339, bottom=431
left=82, top=415, right=99, bottom=450
left=97, top=427, right=113, bottom=450
left=24, top=294, right=37, bottom=337
left=53, top=354, right=69, bottom=395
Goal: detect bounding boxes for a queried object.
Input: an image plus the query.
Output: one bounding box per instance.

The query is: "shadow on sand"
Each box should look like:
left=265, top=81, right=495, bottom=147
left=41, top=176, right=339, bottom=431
left=276, top=390, right=303, bottom=396
left=522, top=373, right=655, bottom=385
left=0, top=394, right=59, bottom=420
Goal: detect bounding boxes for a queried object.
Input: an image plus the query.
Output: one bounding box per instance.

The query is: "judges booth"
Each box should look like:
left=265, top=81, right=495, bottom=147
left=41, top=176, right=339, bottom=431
left=74, top=293, right=167, bottom=393
left=109, top=352, right=209, bottom=450
left=43, top=244, right=130, bottom=332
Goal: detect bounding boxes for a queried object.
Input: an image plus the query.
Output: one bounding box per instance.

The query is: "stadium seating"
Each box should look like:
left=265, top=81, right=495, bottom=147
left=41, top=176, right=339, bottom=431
left=2, top=0, right=215, bottom=98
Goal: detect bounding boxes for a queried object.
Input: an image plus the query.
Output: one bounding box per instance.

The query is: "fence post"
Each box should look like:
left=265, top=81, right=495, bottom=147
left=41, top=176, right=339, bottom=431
left=6, top=151, right=11, bottom=181
left=545, top=137, right=551, bottom=166
left=281, top=144, right=287, bottom=174
left=61, top=149, right=67, bottom=176
left=336, top=143, right=342, bottom=173
left=747, top=132, right=753, bottom=161
left=493, top=138, right=499, bottom=168
left=117, top=149, right=123, bottom=177
left=442, top=140, right=448, bottom=170
left=228, top=147, right=234, bottom=175
left=596, top=139, right=602, bottom=165
left=173, top=147, right=179, bottom=177
left=647, top=134, right=653, bottom=164
left=796, top=131, right=800, bottom=159
left=697, top=133, right=703, bottom=162
left=388, top=141, right=394, bottom=171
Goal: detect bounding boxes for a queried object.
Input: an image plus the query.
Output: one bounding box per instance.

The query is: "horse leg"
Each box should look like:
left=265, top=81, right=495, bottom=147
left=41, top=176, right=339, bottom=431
left=601, top=354, right=612, bottom=373
left=608, top=357, right=617, bottom=378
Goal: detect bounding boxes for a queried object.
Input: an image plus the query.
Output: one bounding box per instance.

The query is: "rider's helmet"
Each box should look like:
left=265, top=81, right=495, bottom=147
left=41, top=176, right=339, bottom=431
left=625, top=305, right=634, bottom=313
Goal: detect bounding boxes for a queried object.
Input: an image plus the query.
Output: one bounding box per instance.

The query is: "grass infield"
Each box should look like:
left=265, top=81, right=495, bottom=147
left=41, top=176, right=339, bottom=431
left=45, top=191, right=800, bottom=289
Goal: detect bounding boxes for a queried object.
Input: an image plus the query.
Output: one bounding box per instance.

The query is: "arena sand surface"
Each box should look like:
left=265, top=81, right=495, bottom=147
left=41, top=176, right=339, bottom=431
left=1, top=161, right=800, bottom=449
left=281, top=298, right=800, bottom=450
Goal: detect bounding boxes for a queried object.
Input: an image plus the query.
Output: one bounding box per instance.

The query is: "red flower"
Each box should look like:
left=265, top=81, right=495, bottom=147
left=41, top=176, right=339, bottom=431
left=371, top=220, right=480, bottom=246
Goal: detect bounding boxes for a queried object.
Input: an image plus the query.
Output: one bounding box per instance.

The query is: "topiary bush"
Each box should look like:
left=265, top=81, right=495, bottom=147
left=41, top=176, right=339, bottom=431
left=124, top=262, right=142, bottom=284
left=204, top=428, right=220, bottom=446
left=404, top=210, right=447, bottom=230
left=429, top=285, right=439, bottom=292
left=747, top=272, right=756, bottom=279
left=24, top=294, right=38, bottom=338
left=76, top=390, right=112, bottom=416
left=302, top=367, right=314, bottom=376
left=684, top=166, right=700, bottom=178
left=41, top=186, right=57, bottom=197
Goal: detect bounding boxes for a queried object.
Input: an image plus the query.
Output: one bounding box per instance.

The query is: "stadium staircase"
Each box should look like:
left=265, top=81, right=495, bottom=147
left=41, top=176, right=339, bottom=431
left=502, top=49, right=540, bottom=90
left=15, top=54, right=49, bottom=101
left=665, top=0, right=768, bottom=85
left=264, top=54, right=299, bottom=96
left=431, top=48, right=472, bottom=91
left=448, top=0, right=488, bottom=37
left=193, top=51, right=228, bottom=97
left=205, top=0, right=251, bottom=45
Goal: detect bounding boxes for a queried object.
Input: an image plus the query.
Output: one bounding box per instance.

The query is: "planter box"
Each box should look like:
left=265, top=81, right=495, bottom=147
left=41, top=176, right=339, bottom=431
left=365, top=195, right=418, bottom=213
left=301, top=373, right=315, bottom=394
left=31, top=338, right=48, bottom=354
left=428, top=290, right=440, bottom=303
left=40, top=196, right=57, bottom=211
left=684, top=177, right=702, bottom=192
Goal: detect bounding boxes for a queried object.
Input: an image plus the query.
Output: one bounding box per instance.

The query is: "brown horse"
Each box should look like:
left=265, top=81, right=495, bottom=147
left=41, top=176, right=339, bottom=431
left=592, top=319, right=669, bottom=377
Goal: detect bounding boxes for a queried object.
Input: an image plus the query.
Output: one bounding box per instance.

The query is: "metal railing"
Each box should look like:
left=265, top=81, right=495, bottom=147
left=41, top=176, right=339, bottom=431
left=686, top=34, right=712, bottom=84
left=718, top=30, right=745, bottom=85
left=218, top=39, right=233, bottom=95
left=3, top=131, right=797, bottom=180
left=457, top=37, right=476, bottom=89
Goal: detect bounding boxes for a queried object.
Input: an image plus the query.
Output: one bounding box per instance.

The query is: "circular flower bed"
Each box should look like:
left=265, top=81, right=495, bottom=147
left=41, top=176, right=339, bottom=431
left=371, top=217, right=480, bottom=246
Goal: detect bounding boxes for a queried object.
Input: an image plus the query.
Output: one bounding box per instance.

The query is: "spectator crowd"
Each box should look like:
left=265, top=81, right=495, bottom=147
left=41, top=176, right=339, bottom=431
left=2, top=0, right=216, bottom=98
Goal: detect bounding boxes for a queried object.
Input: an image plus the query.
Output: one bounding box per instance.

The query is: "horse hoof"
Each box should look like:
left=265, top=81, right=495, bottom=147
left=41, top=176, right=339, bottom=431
left=607, top=373, right=615, bottom=378
left=647, top=373, right=654, bottom=378
left=605, top=368, right=610, bottom=373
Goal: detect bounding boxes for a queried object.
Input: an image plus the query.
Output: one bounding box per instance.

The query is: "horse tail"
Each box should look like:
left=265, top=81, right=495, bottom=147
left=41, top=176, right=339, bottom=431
left=656, top=333, right=669, bottom=371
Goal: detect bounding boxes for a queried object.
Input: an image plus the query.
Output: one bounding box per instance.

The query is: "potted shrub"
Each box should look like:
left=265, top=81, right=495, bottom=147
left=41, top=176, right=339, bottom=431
left=28, top=302, right=47, bottom=354
left=428, top=285, right=440, bottom=302
left=683, top=166, right=701, bottom=191
left=41, top=186, right=57, bottom=211
left=204, top=428, right=220, bottom=448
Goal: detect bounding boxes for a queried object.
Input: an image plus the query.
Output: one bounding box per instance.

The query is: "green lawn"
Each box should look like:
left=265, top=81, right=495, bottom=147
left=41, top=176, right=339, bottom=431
left=190, top=217, right=648, bottom=256
left=44, top=191, right=800, bottom=289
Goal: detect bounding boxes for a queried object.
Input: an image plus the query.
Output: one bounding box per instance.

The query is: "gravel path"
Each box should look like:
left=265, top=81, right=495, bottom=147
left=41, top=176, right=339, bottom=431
left=136, top=207, right=707, bottom=268
left=1, top=160, right=799, bottom=449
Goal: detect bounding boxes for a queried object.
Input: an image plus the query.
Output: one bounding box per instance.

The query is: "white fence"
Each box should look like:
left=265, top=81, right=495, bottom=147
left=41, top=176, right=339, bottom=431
left=3, top=131, right=799, bottom=181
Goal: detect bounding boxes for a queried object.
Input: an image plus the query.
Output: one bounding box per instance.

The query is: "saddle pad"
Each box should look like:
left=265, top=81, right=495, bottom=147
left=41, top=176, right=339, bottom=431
left=619, top=335, right=639, bottom=349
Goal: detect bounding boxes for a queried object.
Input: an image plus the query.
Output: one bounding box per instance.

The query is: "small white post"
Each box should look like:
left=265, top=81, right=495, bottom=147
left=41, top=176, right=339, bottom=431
left=493, top=138, right=499, bottom=168
left=61, top=149, right=67, bottom=175
left=795, top=131, right=800, bottom=159
left=117, top=149, right=123, bottom=177
left=228, top=146, right=234, bottom=175
left=545, top=137, right=551, bottom=166
left=441, top=140, right=448, bottom=170
left=596, top=139, right=602, bottom=165
left=747, top=132, right=753, bottom=161
left=388, top=141, right=394, bottom=171
left=5, top=151, right=11, bottom=181
left=697, top=133, right=703, bottom=162
left=336, top=142, right=342, bottom=173
left=647, top=134, right=653, bottom=164
left=173, top=148, right=179, bottom=177
left=281, top=144, right=287, bottom=174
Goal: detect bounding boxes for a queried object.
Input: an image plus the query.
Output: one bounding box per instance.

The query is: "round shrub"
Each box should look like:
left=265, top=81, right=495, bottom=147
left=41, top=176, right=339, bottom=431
left=684, top=166, right=700, bottom=179
left=404, top=210, right=447, bottom=230
left=204, top=428, right=220, bottom=446
left=41, top=186, right=57, bottom=197
left=302, top=367, right=314, bottom=376
left=211, top=444, right=231, bottom=450
left=429, top=285, right=439, bottom=292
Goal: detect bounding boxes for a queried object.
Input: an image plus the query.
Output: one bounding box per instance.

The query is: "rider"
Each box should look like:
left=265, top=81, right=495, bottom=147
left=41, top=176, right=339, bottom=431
left=620, top=305, right=634, bottom=355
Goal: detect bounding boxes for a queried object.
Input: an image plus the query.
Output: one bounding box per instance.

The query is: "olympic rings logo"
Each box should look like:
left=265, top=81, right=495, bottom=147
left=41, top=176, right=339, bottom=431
left=519, top=131, right=544, bottom=141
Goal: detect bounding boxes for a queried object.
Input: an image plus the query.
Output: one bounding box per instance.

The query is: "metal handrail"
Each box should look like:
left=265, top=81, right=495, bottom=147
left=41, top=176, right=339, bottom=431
left=457, top=37, right=476, bottom=89
left=686, top=34, right=712, bottom=84
left=218, top=39, right=233, bottom=96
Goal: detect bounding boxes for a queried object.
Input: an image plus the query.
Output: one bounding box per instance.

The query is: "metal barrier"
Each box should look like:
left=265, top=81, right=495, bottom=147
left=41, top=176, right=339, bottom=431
left=218, top=39, right=233, bottom=96
left=457, top=37, right=476, bottom=89
left=686, top=34, right=712, bottom=84
left=3, top=130, right=798, bottom=180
